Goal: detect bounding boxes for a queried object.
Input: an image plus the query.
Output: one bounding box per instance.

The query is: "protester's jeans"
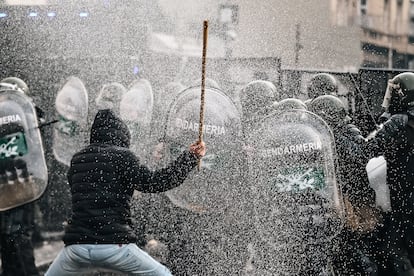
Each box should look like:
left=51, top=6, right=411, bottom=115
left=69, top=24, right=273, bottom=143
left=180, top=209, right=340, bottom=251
left=44, top=243, right=173, bottom=276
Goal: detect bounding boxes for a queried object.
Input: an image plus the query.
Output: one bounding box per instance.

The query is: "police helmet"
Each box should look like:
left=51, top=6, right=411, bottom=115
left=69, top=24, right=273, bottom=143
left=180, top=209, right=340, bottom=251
left=272, top=98, right=307, bottom=114
left=308, top=95, right=349, bottom=127
left=382, top=72, right=414, bottom=115
left=307, top=73, right=338, bottom=99
left=0, top=77, right=29, bottom=94
left=240, top=80, right=278, bottom=117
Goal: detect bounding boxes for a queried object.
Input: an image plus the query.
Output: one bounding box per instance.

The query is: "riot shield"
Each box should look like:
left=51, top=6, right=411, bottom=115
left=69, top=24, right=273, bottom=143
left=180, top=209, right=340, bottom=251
left=163, top=86, right=243, bottom=213
left=0, top=90, right=48, bottom=211
left=151, top=81, right=185, bottom=142
left=53, top=76, right=88, bottom=166
left=120, top=79, right=154, bottom=161
left=160, top=86, right=248, bottom=275
left=94, top=82, right=127, bottom=117
left=246, top=109, right=344, bottom=275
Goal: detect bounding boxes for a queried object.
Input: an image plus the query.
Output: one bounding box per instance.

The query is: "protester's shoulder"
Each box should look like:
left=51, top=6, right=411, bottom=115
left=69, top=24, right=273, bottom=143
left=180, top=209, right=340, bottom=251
left=71, top=144, right=136, bottom=163
left=108, top=146, right=138, bottom=161
left=69, top=145, right=97, bottom=163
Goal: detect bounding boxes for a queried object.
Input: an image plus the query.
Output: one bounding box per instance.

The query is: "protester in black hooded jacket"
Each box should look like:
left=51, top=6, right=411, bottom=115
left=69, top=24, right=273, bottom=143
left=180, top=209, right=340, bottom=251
left=45, top=109, right=206, bottom=276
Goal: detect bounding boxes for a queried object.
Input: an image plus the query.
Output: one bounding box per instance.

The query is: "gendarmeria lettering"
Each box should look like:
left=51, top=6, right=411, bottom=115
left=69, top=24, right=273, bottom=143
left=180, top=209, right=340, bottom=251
left=260, top=142, right=322, bottom=158
left=0, top=114, right=22, bottom=126
left=175, top=118, right=226, bottom=136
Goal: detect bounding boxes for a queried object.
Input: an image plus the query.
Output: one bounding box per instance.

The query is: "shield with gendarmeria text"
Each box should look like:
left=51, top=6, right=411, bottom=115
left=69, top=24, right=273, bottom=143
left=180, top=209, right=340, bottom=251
left=246, top=109, right=344, bottom=275
left=0, top=89, right=48, bottom=211
left=162, top=85, right=243, bottom=214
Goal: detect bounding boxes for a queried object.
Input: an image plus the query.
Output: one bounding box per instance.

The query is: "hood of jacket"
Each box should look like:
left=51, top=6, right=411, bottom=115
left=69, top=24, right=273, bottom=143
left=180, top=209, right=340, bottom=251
left=90, top=109, right=130, bottom=148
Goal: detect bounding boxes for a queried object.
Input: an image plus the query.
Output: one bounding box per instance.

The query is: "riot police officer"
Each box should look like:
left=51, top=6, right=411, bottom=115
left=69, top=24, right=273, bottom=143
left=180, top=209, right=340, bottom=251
left=365, top=72, right=414, bottom=276
left=0, top=77, right=40, bottom=276
left=309, top=95, right=379, bottom=275
left=239, top=79, right=279, bottom=139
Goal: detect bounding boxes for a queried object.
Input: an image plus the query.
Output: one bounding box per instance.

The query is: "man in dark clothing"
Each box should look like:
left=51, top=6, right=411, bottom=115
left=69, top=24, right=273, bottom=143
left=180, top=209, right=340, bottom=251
left=0, top=203, right=39, bottom=276
left=308, top=95, right=379, bottom=275
left=365, top=72, right=414, bottom=276
left=45, top=109, right=206, bottom=276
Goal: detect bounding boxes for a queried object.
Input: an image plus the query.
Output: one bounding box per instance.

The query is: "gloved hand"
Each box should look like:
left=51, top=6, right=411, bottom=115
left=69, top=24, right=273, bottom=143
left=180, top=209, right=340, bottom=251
left=372, top=114, right=408, bottom=152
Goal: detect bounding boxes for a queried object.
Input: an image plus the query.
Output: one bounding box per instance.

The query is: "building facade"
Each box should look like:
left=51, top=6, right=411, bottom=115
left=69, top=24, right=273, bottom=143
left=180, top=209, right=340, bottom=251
left=331, top=0, right=414, bottom=69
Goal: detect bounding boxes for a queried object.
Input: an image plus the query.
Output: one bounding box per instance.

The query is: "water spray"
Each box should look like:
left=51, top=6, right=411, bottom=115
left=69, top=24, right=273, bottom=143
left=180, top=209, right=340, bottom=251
left=348, top=72, right=380, bottom=130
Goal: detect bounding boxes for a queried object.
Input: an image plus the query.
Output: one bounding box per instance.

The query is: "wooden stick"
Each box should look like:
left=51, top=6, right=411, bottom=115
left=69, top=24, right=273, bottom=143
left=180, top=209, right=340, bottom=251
left=198, top=20, right=208, bottom=170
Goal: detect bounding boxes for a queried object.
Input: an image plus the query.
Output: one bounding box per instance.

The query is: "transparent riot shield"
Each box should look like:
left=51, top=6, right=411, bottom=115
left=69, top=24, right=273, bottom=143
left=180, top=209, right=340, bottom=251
left=247, top=109, right=344, bottom=275
left=163, top=86, right=243, bottom=213
left=53, top=76, right=88, bottom=166
left=151, top=81, right=185, bottom=143
left=120, top=79, right=154, bottom=162
left=94, top=82, right=127, bottom=117
left=159, top=86, right=247, bottom=275
left=0, top=90, right=48, bottom=211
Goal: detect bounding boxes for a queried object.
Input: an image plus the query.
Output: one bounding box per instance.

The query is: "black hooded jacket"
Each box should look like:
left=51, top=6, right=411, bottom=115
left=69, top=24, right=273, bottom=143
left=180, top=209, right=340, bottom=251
left=63, top=109, right=198, bottom=245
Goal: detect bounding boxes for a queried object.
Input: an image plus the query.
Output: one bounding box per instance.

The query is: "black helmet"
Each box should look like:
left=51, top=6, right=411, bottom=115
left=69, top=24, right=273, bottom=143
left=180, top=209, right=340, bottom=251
left=308, top=95, right=349, bottom=127
left=382, top=72, right=414, bottom=115
left=307, top=73, right=338, bottom=99
left=240, top=80, right=278, bottom=117
left=0, top=77, right=29, bottom=94
left=272, top=98, right=307, bottom=114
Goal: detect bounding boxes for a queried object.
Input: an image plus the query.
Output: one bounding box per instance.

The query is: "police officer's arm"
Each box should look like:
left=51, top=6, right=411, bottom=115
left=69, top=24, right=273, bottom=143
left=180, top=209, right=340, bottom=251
left=123, top=141, right=206, bottom=193
left=364, top=113, right=408, bottom=158
left=340, top=124, right=370, bottom=165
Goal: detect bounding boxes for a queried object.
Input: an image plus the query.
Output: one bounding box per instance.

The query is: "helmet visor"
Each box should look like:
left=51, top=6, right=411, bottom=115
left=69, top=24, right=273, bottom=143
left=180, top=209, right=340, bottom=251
left=382, top=80, right=399, bottom=111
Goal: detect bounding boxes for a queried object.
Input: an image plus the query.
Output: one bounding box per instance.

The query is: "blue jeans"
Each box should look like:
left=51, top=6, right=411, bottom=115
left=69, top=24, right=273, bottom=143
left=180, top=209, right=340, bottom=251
left=45, top=244, right=173, bottom=276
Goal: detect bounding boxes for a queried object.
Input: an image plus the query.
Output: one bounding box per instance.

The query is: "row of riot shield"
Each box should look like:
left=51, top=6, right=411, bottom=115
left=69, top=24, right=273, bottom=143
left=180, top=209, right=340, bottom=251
left=52, top=76, right=155, bottom=167
left=141, top=85, right=346, bottom=275
left=0, top=75, right=155, bottom=211
left=50, top=78, right=347, bottom=274
left=19, top=72, right=348, bottom=274
left=0, top=69, right=379, bottom=274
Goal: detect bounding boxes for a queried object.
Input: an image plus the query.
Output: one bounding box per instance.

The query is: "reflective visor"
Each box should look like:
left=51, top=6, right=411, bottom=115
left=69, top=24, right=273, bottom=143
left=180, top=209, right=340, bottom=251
left=382, top=80, right=399, bottom=110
